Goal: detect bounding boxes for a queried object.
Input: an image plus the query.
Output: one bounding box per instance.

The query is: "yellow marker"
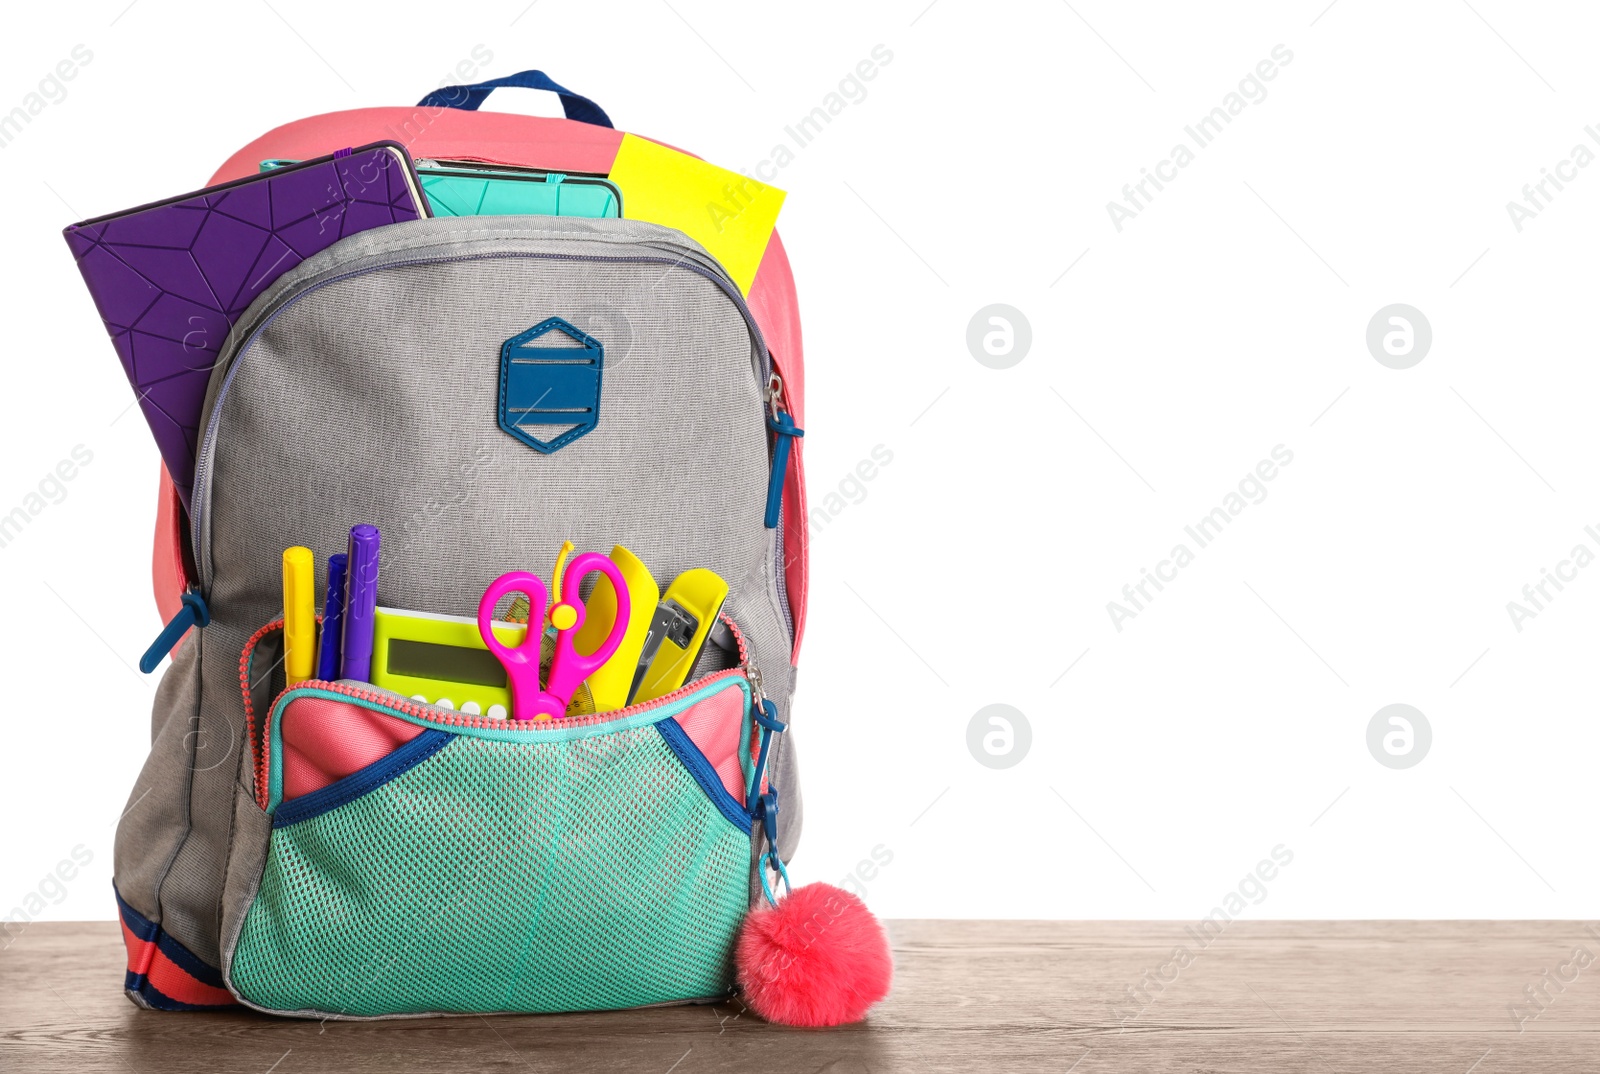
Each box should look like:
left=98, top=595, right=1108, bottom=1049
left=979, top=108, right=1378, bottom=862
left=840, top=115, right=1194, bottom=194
left=574, top=545, right=660, bottom=712
left=605, top=134, right=786, bottom=295
left=281, top=546, right=316, bottom=686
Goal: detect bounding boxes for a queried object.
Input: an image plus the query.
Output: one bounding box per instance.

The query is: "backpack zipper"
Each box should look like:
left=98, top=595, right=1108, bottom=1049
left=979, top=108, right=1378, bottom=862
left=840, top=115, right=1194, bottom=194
left=246, top=613, right=761, bottom=810
left=139, top=587, right=210, bottom=672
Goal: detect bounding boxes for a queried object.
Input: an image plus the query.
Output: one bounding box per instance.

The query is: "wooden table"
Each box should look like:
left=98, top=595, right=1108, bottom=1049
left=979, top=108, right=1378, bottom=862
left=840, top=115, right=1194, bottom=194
left=3, top=921, right=1596, bottom=1071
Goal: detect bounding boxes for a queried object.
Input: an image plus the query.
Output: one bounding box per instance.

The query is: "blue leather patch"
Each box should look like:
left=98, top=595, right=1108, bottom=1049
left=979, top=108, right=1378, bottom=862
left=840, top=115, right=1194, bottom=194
left=498, top=317, right=603, bottom=453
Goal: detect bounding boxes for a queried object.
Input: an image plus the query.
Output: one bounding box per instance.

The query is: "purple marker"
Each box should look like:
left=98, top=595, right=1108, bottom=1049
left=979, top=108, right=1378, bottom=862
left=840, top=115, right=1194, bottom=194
left=315, top=552, right=348, bottom=681
left=339, top=525, right=380, bottom=681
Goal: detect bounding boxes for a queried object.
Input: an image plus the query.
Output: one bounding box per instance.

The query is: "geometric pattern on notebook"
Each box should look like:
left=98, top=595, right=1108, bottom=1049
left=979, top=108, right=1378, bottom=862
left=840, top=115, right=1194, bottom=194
left=64, top=147, right=423, bottom=508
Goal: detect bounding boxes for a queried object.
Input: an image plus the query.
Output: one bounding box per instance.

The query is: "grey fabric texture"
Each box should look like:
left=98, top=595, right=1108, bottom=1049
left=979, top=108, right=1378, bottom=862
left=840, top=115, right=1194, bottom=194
left=218, top=780, right=272, bottom=989
left=116, top=216, right=803, bottom=982
left=112, top=632, right=203, bottom=935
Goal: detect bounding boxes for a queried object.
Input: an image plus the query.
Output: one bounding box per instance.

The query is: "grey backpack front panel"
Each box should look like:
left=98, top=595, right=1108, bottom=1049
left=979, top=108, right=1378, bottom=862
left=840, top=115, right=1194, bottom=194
left=119, top=218, right=802, bottom=967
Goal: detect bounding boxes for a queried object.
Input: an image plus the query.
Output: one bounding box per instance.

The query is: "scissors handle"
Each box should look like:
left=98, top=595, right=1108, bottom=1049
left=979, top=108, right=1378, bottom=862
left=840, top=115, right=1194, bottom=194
left=476, top=571, right=555, bottom=721
left=545, top=552, right=632, bottom=708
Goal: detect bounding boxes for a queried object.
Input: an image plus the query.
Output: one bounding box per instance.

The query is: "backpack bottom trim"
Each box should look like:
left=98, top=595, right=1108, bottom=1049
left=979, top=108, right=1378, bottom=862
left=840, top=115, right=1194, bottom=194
left=114, top=885, right=237, bottom=1011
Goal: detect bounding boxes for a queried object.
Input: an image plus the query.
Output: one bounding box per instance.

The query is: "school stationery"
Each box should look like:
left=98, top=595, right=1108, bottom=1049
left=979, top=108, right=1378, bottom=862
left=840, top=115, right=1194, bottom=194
left=573, top=544, right=659, bottom=712
left=61, top=142, right=429, bottom=508
left=370, top=606, right=527, bottom=717
left=476, top=552, right=631, bottom=721
left=339, top=525, right=381, bottom=682
left=111, top=68, right=876, bottom=1028
left=281, top=547, right=316, bottom=687
left=628, top=568, right=729, bottom=704
left=314, top=552, right=348, bottom=681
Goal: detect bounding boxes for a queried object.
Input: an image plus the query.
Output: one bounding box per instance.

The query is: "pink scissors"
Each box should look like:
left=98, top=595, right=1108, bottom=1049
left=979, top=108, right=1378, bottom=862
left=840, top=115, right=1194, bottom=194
left=477, top=552, right=632, bottom=721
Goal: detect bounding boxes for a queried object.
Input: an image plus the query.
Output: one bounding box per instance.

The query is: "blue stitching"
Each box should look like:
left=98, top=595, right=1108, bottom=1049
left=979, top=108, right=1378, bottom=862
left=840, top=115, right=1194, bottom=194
left=272, top=729, right=456, bottom=829
left=655, top=718, right=753, bottom=835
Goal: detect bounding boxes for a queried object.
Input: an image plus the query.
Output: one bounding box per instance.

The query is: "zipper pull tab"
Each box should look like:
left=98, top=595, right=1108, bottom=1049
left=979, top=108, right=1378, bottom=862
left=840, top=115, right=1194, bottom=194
left=140, top=589, right=210, bottom=673
left=763, top=373, right=803, bottom=530
left=745, top=662, right=766, bottom=707
left=744, top=661, right=787, bottom=812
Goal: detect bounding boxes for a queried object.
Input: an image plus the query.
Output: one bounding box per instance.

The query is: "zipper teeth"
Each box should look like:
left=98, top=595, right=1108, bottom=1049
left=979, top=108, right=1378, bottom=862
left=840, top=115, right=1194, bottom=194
left=239, top=617, right=283, bottom=804
left=192, top=245, right=772, bottom=585
left=243, top=613, right=754, bottom=805
left=305, top=668, right=742, bottom=731
left=259, top=672, right=745, bottom=811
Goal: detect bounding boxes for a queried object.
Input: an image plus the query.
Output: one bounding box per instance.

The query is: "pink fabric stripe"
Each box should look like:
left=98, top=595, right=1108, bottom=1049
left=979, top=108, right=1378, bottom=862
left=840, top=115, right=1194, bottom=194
left=279, top=685, right=749, bottom=804
left=673, top=684, right=748, bottom=801
left=279, top=694, right=426, bottom=802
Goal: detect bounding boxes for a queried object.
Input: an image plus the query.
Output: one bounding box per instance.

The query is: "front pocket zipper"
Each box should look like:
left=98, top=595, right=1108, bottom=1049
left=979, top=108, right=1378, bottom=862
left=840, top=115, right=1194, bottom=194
left=239, top=613, right=757, bottom=813
left=228, top=645, right=759, bottom=1018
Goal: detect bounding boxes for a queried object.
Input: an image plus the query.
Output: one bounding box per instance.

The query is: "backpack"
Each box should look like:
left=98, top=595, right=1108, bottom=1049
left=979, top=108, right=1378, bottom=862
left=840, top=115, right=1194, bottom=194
left=113, top=71, right=823, bottom=1018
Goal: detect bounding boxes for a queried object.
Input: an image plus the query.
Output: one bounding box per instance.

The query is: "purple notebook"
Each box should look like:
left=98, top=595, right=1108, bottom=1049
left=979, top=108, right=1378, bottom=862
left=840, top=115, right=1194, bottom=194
left=63, top=142, right=429, bottom=509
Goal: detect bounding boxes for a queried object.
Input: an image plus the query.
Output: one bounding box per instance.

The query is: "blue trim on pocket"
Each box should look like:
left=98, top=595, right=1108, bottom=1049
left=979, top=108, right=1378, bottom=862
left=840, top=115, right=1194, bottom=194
left=655, top=718, right=753, bottom=835
left=273, top=729, right=456, bottom=829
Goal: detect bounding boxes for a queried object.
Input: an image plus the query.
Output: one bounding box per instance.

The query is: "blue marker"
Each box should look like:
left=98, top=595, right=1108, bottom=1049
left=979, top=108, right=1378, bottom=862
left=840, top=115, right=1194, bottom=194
left=339, top=525, right=380, bottom=682
left=315, top=552, right=348, bottom=681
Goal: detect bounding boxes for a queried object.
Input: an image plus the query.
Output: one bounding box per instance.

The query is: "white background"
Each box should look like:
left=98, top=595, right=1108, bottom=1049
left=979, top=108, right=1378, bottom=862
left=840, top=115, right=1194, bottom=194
left=2, top=0, right=1597, bottom=925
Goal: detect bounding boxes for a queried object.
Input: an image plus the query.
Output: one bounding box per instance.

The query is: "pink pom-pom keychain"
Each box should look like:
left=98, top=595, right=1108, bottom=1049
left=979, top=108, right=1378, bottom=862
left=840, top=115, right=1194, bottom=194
left=735, top=850, right=893, bottom=1027
left=735, top=691, right=892, bottom=1026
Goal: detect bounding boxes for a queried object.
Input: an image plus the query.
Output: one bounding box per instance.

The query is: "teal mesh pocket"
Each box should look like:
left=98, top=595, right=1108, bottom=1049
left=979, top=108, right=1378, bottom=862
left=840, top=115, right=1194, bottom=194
left=229, top=679, right=754, bottom=1017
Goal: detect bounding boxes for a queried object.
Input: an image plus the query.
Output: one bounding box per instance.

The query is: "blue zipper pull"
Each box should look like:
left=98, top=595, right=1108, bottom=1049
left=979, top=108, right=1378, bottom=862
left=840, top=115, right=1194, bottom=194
left=140, top=589, right=210, bottom=673
left=763, top=373, right=803, bottom=529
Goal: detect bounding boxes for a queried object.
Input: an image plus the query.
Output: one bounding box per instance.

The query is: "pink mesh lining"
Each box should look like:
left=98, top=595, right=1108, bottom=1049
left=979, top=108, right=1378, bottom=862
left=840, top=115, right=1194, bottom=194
left=279, top=683, right=751, bottom=804
left=279, top=695, right=426, bottom=802
left=673, top=685, right=747, bottom=800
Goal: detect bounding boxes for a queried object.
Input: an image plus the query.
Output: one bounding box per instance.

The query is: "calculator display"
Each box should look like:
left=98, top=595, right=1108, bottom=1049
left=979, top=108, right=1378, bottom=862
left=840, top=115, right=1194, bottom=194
left=386, top=639, right=508, bottom=688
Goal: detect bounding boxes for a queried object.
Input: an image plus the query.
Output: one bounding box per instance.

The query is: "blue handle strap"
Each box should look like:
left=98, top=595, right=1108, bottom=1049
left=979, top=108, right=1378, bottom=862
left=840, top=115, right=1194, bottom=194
left=417, top=70, right=613, bottom=128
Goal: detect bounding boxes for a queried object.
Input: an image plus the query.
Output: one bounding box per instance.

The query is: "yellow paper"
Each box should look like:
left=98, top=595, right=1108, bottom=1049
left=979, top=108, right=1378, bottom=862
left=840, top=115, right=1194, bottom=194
left=607, top=134, right=785, bottom=294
